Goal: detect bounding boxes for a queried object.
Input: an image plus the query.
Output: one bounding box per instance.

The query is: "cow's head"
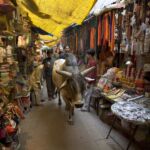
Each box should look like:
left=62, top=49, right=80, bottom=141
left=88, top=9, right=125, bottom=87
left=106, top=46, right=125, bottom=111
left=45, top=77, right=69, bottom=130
left=56, top=66, right=95, bottom=103
left=56, top=53, right=95, bottom=103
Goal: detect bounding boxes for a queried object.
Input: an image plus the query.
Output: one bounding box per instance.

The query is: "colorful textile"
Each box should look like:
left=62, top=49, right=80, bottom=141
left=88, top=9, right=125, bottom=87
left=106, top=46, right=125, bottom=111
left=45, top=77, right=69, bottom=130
left=86, top=58, right=97, bottom=84
left=110, top=11, right=115, bottom=52
left=97, top=16, right=102, bottom=46
left=17, top=0, right=96, bottom=37
left=97, top=11, right=115, bottom=52
left=90, top=28, right=96, bottom=49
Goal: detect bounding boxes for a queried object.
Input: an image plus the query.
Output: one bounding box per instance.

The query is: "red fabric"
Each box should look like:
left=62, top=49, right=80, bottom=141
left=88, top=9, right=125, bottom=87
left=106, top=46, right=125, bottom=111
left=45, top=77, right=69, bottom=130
left=86, top=58, right=97, bottom=83
left=90, top=28, right=95, bottom=49
left=98, top=18, right=102, bottom=46
left=111, top=12, right=115, bottom=52
left=103, top=14, right=109, bottom=45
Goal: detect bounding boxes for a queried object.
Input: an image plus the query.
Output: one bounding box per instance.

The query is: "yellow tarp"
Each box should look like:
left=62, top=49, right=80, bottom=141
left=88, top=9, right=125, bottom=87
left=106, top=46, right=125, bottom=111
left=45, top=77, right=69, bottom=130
left=46, top=40, right=59, bottom=47
left=39, top=35, right=59, bottom=46
left=39, top=35, right=58, bottom=41
left=17, top=0, right=96, bottom=37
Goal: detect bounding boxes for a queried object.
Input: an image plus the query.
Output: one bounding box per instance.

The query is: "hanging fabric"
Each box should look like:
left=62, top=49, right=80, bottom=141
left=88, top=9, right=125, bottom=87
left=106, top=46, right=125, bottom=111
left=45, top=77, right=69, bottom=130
left=17, top=0, right=96, bottom=37
left=103, top=13, right=109, bottom=45
left=98, top=16, right=102, bottom=46
left=110, top=11, right=115, bottom=52
left=90, top=27, right=96, bottom=49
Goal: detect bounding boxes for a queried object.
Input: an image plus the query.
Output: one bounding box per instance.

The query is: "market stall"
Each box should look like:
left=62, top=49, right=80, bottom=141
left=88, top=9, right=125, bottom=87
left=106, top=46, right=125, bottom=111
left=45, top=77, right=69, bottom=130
left=62, top=0, right=150, bottom=149
left=0, top=1, right=37, bottom=149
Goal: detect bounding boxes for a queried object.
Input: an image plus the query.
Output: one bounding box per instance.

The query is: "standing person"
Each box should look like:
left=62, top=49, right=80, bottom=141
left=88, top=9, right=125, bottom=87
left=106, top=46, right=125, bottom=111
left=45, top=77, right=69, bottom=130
left=65, top=45, right=71, bottom=53
left=59, top=47, right=66, bottom=59
left=29, top=61, right=44, bottom=106
left=43, top=49, right=55, bottom=100
left=53, top=46, right=60, bottom=60
left=59, top=45, right=71, bottom=59
left=52, top=45, right=58, bottom=60
left=86, top=49, right=97, bottom=83
left=81, top=49, right=97, bottom=111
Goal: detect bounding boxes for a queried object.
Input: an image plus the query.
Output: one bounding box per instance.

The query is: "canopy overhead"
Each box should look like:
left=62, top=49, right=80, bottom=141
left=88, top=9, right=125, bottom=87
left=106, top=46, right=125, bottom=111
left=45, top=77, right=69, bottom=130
left=39, top=35, right=59, bottom=47
left=39, top=35, right=58, bottom=41
left=90, top=0, right=126, bottom=15
left=45, top=40, right=60, bottom=47
left=31, top=26, right=53, bottom=36
left=17, top=0, right=96, bottom=37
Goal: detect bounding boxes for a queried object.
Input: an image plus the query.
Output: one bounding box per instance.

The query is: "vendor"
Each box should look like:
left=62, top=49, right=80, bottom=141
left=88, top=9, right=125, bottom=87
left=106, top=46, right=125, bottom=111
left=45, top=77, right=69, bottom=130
left=86, top=49, right=97, bottom=84
left=81, top=49, right=97, bottom=111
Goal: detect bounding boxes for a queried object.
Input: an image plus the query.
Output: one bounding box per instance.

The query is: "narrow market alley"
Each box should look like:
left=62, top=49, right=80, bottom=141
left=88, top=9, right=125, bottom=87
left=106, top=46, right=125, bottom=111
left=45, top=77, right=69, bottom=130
left=0, top=0, right=150, bottom=150
left=19, top=88, right=137, bottom=150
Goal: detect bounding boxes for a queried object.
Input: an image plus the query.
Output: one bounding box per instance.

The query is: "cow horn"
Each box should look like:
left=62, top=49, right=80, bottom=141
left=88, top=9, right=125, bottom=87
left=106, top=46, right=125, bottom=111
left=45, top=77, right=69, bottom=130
left=81, top=66, right=96, bottom=76
left=56, top=70, right=72, bottom=78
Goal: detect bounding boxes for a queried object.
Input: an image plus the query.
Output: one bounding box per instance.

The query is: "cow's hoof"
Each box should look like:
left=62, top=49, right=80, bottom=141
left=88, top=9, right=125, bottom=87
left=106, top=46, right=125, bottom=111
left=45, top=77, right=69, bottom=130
left=68, top=119, right=74, bottom=125
left=74, top=101, right=84, bottom=108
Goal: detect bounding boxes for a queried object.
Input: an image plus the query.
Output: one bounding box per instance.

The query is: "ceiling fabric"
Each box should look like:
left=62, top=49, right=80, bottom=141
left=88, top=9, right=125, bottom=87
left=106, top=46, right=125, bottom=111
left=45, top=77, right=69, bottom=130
left=17, top=0, right=96, bottom=37
left=39, top=35, right=58, bottom=41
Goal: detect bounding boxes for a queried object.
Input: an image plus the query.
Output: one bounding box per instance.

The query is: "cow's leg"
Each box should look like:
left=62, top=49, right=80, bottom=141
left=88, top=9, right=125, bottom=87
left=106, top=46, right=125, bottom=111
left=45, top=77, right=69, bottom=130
left=58, top=91, right=62, bottom=106
left=68, top=103, right=74, bottom=125
left=72, top=106, right=74, bottom=116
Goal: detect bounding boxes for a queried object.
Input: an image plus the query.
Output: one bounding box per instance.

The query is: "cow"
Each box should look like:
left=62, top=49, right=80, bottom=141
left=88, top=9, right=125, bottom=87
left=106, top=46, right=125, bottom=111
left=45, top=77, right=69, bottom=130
left=52, top=53, right=95, bottom=124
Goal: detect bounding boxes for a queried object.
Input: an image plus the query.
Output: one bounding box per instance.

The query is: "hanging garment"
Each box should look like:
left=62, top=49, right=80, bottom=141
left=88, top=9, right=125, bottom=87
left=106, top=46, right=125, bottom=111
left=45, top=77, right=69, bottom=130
left=97, top=16, right=102, bottom=46
left=82, top=26, right=86, bottom=51
left=103, top=13, right=109, bottom=44
left=110, top=11, right=115, bottom=52
left=90, top=27, right=95, bottom=49
left=86, top=25, right=90, bottom=50
left=80, top=38, right=84, bottom=51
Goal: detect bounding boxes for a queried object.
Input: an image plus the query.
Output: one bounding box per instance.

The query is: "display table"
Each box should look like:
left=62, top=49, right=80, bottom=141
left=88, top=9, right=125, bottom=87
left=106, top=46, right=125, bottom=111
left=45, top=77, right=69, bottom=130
left=106, top=99, right=150, bottom=150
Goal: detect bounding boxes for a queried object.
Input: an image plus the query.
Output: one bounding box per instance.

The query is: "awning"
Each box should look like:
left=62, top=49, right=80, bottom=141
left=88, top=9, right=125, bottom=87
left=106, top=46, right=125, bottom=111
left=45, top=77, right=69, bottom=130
left=39, top=35, right=58, bottom=41
left=90, top=0, right=125, bottom=15
left=17, top=0, right=96, bottom=37
left=31, top=26, right=53, bottom=36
